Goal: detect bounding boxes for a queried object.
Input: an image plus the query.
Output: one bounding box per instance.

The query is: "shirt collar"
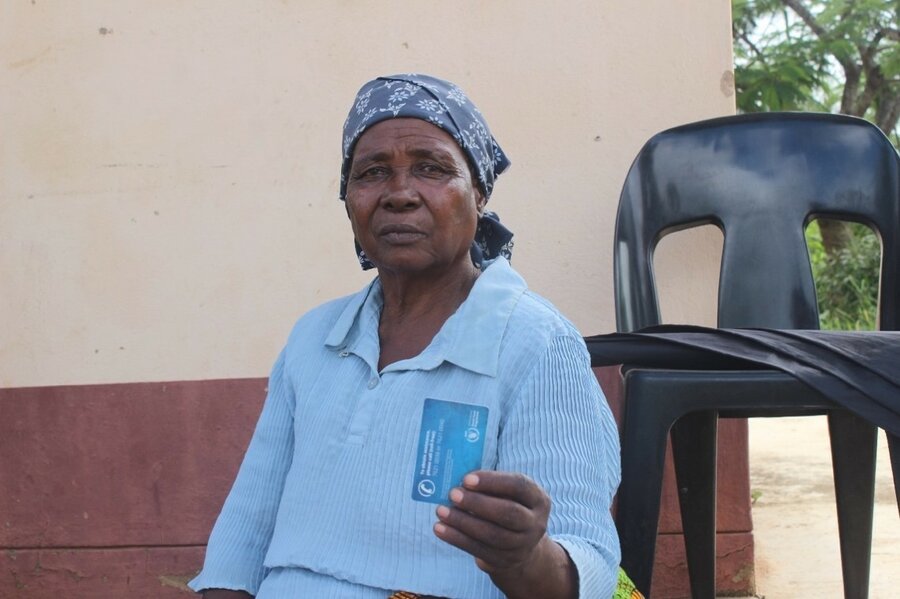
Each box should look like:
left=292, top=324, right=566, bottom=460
left=323, top=258, right=526, bottom=377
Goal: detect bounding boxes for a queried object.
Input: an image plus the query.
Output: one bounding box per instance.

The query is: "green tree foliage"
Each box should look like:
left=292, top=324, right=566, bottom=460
left=805, top=221, right=880, bottom=330
left=733, top=0, right=900, bottom=144
left=732, top=0, right=894, bottom=329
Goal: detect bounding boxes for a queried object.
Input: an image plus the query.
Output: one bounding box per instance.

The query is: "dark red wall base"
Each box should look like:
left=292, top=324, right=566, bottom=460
left=3, top=547, right=204, bottom=598
left=1, top=379, right=268, bottom=598
left=1, top=371, right=754, bottom=598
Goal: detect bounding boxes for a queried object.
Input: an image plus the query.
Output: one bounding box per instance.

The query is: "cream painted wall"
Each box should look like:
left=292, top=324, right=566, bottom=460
left=1, top=1, right=734, bottom=387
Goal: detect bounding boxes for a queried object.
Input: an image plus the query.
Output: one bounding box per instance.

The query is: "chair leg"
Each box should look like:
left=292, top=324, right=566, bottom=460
left=828, top=410, right=877, bottom=599
left=672, top=411, right=718, bottom=599
left=615, top=384, right=677, bottom=597
left=890, top=433, right=900, bottom=516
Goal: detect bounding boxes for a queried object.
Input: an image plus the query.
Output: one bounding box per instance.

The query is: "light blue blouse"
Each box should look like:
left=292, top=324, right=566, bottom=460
left=189, top=258, right=621, bottom=598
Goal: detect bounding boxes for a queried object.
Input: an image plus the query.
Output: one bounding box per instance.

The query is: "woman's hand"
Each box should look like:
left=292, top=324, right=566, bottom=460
left=433, top=471, right=577, bottom=599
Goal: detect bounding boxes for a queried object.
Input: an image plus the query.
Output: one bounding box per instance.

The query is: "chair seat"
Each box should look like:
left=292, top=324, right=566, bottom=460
left=623, top=368, right=836, bottom=416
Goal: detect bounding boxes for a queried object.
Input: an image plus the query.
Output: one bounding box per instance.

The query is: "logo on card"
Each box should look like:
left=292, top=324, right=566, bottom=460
left=464, top=427, right=480, bottom=443
left=417, top=480, right=436, bottom=497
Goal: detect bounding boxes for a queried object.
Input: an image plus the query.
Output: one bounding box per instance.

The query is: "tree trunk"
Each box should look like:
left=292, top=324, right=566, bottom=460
left=817, top=218, right=852, bottom=256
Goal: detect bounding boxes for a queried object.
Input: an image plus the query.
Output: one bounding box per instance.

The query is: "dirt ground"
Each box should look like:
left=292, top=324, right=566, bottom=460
left=746, top=417, right=899, bottom=598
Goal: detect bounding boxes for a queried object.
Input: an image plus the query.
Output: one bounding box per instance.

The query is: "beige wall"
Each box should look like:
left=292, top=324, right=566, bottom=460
left=1, top=1, right=734, bottom=387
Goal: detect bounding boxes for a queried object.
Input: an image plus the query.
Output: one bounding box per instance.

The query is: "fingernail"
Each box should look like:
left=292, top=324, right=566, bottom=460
left=463, top=473, right=479, bottom=487
left=436, top=505, right=450, bottom=518
left=434, top=523, right=446, bottom=535
left=449, top=488, right=464, bottom=503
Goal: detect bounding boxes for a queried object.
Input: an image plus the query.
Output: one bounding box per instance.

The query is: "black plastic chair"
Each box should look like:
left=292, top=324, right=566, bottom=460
left=606, top=113, right=900, bottom=598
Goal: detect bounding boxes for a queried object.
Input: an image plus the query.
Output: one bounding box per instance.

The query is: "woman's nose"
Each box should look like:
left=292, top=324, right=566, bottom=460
left=381, top=169, right=421, bottom=210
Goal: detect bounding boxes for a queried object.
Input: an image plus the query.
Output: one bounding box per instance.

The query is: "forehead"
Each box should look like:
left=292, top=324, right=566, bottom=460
left=352, top=118, right=464, bottom=160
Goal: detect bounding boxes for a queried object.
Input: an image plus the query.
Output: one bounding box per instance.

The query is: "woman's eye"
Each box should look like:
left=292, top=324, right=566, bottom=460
left=354, top=166, right=389, bottom=180
left=416, top=163, right=448, bottom=177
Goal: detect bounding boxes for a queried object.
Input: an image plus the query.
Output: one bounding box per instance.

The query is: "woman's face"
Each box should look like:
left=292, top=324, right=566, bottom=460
left=345, top=118, right=485, bottom=277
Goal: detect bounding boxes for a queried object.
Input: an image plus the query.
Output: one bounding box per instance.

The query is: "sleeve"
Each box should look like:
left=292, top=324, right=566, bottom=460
left=497, top=334, right=622, bottom=599
left=188, top=349, right=295, bottom=595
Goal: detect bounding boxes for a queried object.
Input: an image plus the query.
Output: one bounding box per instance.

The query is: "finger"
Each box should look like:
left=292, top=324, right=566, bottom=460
left=449, top=487, right=535, bottom=533
left=433, top=519, right=516, bottom=571
left=463, top=471, right=550, bottom=512
left=474, top=557, right=495, bottom=573
left=436, top=503, right=529, bottom=549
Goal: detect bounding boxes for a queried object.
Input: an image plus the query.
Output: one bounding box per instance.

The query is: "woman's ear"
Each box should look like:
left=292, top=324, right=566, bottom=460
left=475, top=190, right=487, bottom=215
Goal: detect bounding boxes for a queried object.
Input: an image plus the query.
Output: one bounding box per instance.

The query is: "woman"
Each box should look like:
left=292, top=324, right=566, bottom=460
left=190, top=74, right=622, bottom=598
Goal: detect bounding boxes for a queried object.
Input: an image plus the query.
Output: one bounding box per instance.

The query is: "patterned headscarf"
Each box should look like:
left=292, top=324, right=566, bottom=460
left=340, top=74, right=514, bottom=270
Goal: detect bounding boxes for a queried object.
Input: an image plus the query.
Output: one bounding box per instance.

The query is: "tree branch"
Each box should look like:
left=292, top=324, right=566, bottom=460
left=841, top=64, right=863, bottom=115
left=837, top=0, right=856, bottom=26
left=737, top=28, right=768, bottom=66
left=782, top=0, right=857, bottom=71
left=856, top=28, right=896, bottom=120
left=862, top=30, right=885, bottom=68
left=780, top=0, right=867, bottom=114
left=855, top=64, right=882, bottom=117
left=781, top=0, right=830, bottom=39
left=856, top=30, right=885, bottom=115
left=874, top=89, right=900, bottom=135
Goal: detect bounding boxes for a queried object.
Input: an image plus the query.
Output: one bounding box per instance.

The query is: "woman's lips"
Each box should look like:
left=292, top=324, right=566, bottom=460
left=378, top=224, right=426, bottom=243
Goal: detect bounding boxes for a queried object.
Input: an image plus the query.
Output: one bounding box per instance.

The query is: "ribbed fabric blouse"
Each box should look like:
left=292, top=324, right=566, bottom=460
left=189, top=258, right=621, bottom=598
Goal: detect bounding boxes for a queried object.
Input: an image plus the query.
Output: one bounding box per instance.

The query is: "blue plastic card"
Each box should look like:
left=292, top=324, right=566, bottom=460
left=411, top=398, right=489, bottom=505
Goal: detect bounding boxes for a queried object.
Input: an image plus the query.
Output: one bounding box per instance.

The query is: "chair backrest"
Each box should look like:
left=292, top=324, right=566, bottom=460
left=614, top=112, right=900, bottom=332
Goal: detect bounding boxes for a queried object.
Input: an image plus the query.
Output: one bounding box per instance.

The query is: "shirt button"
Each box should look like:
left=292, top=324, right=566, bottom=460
left=339, top=351, right=350, bottom=357
left=367, top=377, right=379, bottom=390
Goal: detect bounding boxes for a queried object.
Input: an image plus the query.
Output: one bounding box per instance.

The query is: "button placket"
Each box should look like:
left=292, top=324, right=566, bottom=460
left=347, top=372, right=383, bottom=444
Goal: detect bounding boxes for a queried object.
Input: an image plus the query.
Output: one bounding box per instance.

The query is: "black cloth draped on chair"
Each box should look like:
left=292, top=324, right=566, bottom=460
left=586, top=325, right=900, bottom=437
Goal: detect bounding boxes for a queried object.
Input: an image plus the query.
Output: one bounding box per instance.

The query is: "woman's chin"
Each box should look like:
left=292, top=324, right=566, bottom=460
left=370, top=254, right=467, bottom=278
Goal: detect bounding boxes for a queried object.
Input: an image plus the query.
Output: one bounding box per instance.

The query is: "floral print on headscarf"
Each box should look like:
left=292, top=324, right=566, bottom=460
left=341, top=74, right=514, bottom=271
